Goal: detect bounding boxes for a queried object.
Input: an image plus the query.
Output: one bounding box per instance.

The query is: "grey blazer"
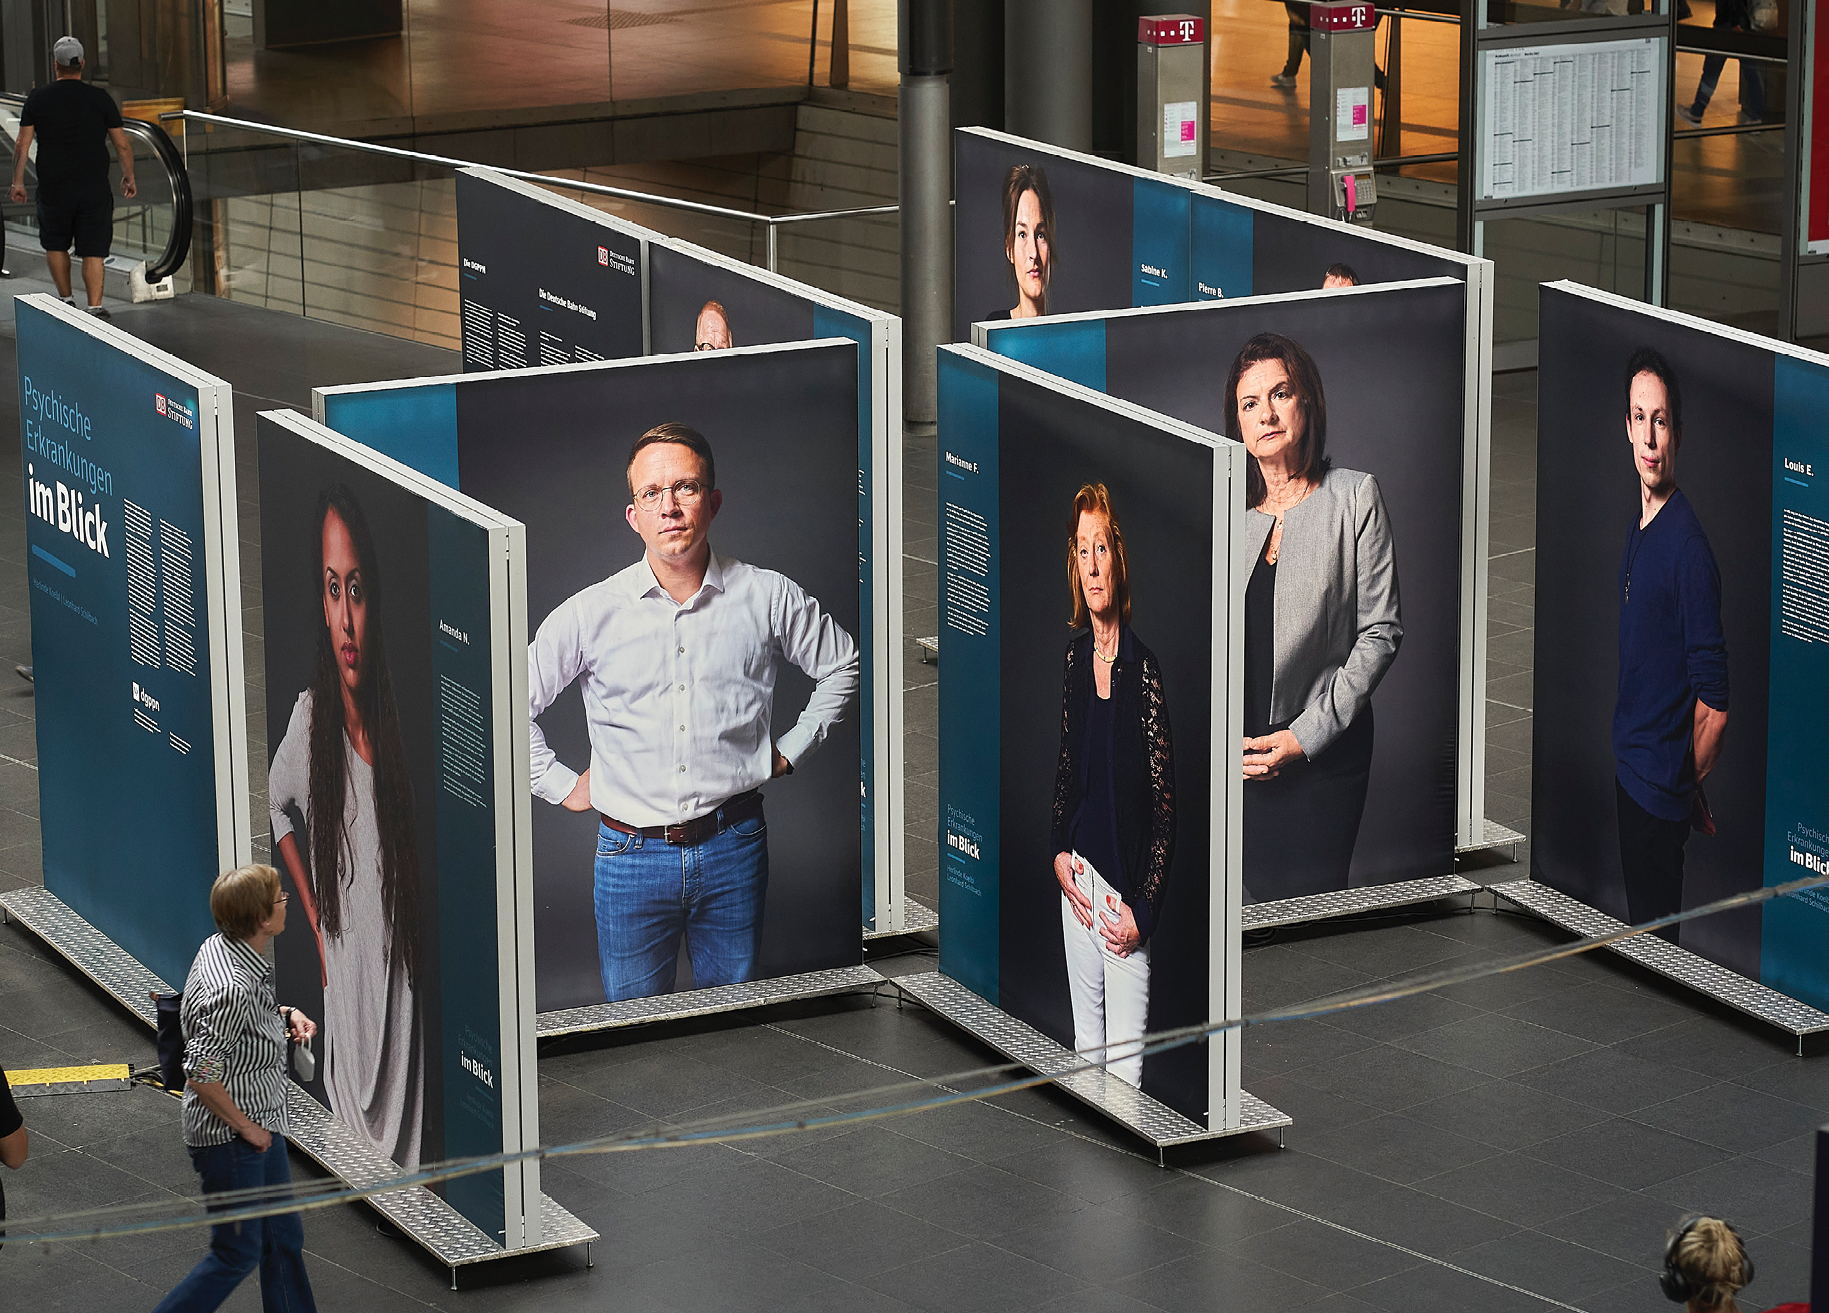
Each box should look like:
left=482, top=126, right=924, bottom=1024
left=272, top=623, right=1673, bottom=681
left=1245, top=466, right=1402, bottom=758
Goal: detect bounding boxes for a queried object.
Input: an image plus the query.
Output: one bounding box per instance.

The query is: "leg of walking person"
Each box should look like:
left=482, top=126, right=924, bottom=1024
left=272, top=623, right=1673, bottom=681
left=151, top=1141, right=267, bottom=1313
left=683, top=810, right=769, bottom=990
left=254, top=1135, right=315, bottom=1313
left=593, top=828, right=686, bottom=1002
left=1061, top=884, right=1107, bottom=1063
left=1679, top=51, right=1727, bottom=123
left=1273, top=1, right=1309, bottom=87
left=1735, top=57, right=1765, bottom=121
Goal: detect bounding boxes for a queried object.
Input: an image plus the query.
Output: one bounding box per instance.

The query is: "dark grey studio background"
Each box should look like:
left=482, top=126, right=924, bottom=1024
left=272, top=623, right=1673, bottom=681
left=1101, top=282, right=1465, bottom=890
left=455, top=171, right=645, bottom=366
left=1250, top=213, right=1462, bottom=294
left=954, top=132, right=1135, bottom=342
left=995, top=374, right=1217, bottom=1123
left=257, top=416, right=447, bottom=1168
left=648, top=245, right=816, bottom=355
left=451, top=345, right=864, bottom=1012
left=1533, top=288, right=1773, bottom=976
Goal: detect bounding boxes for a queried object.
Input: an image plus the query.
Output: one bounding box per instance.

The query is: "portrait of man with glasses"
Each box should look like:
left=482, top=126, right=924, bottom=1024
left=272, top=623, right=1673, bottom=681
left=525, top=421, right=860, bottom=1002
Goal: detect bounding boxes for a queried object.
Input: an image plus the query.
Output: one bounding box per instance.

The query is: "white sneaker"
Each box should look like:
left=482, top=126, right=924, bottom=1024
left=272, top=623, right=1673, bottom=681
left=1271, top=72, right=1297, bottom=89
left=1675, top=104, right=1702, bottom=126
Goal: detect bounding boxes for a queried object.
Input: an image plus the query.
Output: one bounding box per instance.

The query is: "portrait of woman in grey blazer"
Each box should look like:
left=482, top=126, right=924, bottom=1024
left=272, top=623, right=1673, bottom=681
left=1226, top=332, right=1402, bottom=901
left=1049, top=483, right=1175, bottom=1088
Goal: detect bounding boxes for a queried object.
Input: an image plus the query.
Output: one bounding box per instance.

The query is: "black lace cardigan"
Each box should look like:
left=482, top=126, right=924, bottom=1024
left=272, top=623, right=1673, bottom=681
left=1048, top=625, right=1176, bottom=944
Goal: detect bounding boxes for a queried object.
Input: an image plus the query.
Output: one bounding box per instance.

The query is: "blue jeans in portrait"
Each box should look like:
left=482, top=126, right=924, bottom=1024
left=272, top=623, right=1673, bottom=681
left=593, top=808, right=769, bottom=1001
left=152, top=1133, right=316, bottom=1313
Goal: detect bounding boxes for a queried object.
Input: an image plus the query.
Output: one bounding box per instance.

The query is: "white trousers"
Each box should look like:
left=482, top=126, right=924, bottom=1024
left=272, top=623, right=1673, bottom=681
left=1060, top=852, right=1151, bottom=1088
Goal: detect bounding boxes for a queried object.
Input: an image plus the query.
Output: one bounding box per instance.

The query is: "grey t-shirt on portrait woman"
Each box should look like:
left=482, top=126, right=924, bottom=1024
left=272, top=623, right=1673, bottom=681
left=269, top=689, right=425, bottom=1170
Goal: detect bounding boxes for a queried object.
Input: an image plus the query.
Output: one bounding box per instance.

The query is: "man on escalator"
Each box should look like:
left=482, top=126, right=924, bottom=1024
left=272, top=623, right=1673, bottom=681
left=9, top=37, right=137, bottom=320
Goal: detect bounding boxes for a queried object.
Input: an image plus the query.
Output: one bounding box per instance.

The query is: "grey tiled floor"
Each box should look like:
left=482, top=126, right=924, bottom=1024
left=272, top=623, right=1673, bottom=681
left=0, top=298, right=1822, bottom=1312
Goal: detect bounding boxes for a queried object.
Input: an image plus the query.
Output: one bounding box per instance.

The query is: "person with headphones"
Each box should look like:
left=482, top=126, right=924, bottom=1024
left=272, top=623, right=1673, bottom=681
left=1661, top=1216, right=1757, bottom=1312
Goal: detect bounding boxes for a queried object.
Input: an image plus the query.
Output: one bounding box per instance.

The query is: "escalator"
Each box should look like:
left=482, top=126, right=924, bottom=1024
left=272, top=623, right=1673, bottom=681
left=0, top=93, right=192, bottom=288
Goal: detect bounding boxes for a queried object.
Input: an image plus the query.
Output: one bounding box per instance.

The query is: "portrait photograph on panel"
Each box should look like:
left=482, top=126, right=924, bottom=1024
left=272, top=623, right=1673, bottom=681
left=450, top=346, right=865, bottom=1012
left=259, top=428, right=447, bottom=1176
left=647, top=243, right=816, bottom=354
left=1535, top=287, right=1774, bottom=977
left=1003, top=386, right=1215, bottom=1119
left=954, top=132, right=1135, bottom=340
left=1084, top=282, right=1464, bottom=900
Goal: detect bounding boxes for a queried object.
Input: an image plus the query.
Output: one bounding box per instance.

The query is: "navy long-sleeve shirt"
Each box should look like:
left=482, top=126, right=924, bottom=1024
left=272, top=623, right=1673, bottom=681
left=1613, top=489, right=1729, bottom=822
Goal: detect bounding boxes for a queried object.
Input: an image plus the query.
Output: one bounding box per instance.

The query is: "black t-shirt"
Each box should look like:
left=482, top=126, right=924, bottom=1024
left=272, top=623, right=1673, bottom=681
left=0, top=1067, right=20, bottom=1227
left=20, top=80, right=123, bottom=189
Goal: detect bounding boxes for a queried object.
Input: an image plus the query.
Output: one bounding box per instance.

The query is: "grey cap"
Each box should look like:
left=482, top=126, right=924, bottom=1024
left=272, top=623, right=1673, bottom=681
left=52, top=36, right=83, bottom=65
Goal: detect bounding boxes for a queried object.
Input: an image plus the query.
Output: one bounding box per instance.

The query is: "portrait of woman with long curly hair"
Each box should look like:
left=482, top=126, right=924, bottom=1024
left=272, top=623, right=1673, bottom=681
left=268, top=483, right=426, bottom=1169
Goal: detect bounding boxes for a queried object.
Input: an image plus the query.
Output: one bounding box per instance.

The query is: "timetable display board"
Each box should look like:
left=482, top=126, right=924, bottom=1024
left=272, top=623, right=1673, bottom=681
left=1479, top=37, right=1665, bottom=202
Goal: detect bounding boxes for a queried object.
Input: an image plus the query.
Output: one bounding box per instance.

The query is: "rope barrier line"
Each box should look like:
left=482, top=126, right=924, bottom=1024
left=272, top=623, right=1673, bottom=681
left=6, top=868, right=1825, bottom=1248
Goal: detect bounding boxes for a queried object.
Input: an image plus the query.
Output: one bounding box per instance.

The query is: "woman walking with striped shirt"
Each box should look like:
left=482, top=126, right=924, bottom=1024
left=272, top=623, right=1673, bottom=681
left=154, top=864, right=319, bottom=1313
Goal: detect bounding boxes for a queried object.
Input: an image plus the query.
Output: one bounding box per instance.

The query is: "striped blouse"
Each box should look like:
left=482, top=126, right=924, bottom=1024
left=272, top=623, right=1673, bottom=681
left=179, top=933, right=289, bottom=1148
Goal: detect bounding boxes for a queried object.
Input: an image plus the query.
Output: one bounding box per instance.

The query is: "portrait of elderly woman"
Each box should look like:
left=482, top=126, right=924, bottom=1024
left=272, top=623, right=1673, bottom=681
left=992, top=163, right=1056, bottom=322
left=1048, top=483, right=1175, bottom=1088
left=1227, top=332, right=1402, bottom=902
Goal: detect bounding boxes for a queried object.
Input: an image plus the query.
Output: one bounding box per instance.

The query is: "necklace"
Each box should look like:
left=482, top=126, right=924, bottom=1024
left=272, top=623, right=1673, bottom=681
left=1092, top=632, right=1119, bottom=663
left=1261, top=479, right=1312, bottom=567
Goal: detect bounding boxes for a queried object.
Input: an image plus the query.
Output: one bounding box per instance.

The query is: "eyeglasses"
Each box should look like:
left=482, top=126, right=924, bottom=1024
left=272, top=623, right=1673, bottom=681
left=275, top=891, right=289, bottom=903
left=692, top=342, right=719, bottom=352
left=634, top=479, right=708, bottom=510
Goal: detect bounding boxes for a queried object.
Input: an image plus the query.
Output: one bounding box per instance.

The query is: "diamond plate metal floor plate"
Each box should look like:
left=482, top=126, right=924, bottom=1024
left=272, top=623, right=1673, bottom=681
left=1491, top=879, right=1829, bottom=1038
left=1455, top=818, right=1527, bottom=857
left=892, top=971, right=1290, bottom=1148
left=1243, top=875, right=1482, bottom=930
left=536, top=964, right=884, bottom=1038
left=0, top=887, right=170, bottom=1027
left=285, top=1088, right=597, bottom=1268
left=864, top=898, right=940, bottom=939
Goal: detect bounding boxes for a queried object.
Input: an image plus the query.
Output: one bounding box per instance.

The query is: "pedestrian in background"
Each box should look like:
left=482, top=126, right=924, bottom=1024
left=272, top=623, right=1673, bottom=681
left=7, top=36, right=137, bottom=319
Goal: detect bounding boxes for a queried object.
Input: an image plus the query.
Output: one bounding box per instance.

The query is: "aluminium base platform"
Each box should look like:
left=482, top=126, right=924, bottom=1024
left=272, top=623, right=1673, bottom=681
left=864, top=897, right=939, bottom=940
left=1243, top=874, right=1483, bottom=931
left=284, top=1086, right=597, bottom=1286
left=891, top=971, right=1290, bottom=1156
left=1490, top=878, right=1829, bottom=1053
left=0, top=887, right=598, bottom=1279
left=536, top=963, right=885, bottom=1039
left=1456, top=818, right=1527, bottom=860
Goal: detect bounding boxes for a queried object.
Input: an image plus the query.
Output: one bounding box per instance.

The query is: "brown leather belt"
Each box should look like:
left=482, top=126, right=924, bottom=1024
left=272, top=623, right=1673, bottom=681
left=601, top=789, right=764, bottom=846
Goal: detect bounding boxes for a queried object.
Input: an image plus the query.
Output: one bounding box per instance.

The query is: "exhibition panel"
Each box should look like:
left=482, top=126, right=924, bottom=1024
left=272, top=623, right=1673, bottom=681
left=1527, top=281, right=1829, bottom=1017
left=455, top=170, right=647, bottom=368
left=455, top=168, right=909, bottom=936
left=256, top=408, right=543, bottom=1250
left=930, top=342, right=1285, bottom=1141
left=955, top=129, right=1503, bottom=861
left=8, top=295, right=249, bottom=991
left=313, top=342, right=877, bottom=1022
left=975, top=282, right=1470, bottom=907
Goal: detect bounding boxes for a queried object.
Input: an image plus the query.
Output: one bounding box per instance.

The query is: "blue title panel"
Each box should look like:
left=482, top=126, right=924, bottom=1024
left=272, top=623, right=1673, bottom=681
left=936, top=352, right=1001, bottom=1001
left=1132, top=178, right=1193, bottom=306
left=814, top=307, right=880, bottom=926
left=322, top=384, right=461, bottom=488
left=982, top=319, right=1108, bottom=395
left=1760, top=353, right=1829, bottom=1010
left=19, top=301, right=224, bottom=987
left=428, top=505, right=509, bottom=1241
left=1188, top=194, right=1255, bottom=301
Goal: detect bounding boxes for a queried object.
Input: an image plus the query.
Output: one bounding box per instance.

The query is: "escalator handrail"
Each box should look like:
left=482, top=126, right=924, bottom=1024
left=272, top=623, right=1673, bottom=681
left=0, top=90, right=193, bottom=283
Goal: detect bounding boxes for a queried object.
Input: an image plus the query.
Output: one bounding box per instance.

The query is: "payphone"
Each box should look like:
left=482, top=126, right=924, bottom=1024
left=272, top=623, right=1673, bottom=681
left=1306, top=0, right=1378, bottom=225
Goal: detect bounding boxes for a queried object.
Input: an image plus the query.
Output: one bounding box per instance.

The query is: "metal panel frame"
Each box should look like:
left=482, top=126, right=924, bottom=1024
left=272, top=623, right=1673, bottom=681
left=893, top=971, right=1290, bottom=1154
left=1490, top=879, right=1829, bottom=1048
left=536, top=964, right=885, bottom=1038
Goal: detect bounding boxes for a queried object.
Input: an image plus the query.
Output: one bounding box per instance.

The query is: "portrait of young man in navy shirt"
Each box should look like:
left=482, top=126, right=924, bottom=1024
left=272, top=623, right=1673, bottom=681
left=1612, top=347, right=1729, bottom=942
